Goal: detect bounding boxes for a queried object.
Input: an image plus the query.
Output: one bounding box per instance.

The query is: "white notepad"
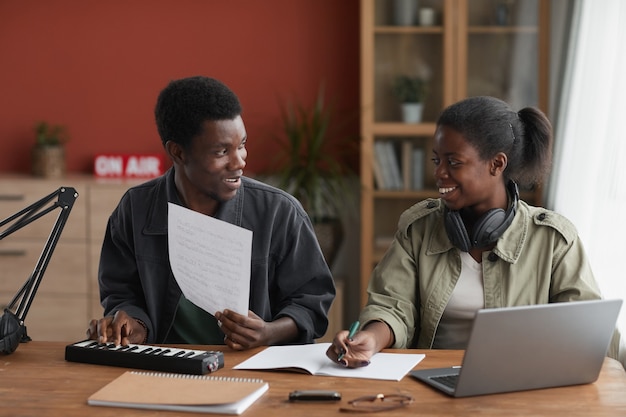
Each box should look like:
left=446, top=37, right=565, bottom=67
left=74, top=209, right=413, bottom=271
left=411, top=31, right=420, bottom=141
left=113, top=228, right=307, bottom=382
left=234, top=342, right=424, bottom=381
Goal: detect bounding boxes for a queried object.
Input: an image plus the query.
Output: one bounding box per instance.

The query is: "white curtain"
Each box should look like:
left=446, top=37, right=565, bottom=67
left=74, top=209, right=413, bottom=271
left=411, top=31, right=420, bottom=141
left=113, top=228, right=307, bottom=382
left=548, top=0, right=626, bottom=348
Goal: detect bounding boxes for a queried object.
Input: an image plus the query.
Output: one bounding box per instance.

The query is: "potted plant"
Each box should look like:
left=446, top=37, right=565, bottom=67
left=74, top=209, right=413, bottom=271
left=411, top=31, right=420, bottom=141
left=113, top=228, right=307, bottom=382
left=392, top=75, right=427, bottom=123
left=270, top=87, right=357, bottom=267
left=32, top=121, right=68, bottom=178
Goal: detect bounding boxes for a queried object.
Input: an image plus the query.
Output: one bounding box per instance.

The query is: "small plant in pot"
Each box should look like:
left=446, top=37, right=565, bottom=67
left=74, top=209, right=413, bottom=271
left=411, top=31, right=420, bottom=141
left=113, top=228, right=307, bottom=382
left=269, top=86, right=357, bottom=267
left=392, top=75, right=427, bottom=123
left=32, top=121, right=69, bottom=178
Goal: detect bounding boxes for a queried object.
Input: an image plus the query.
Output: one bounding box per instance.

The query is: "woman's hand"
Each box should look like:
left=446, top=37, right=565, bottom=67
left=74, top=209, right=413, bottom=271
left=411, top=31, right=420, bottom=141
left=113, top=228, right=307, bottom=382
left=325, top=329, right=379, bottom=368
left=326, top=321, right=394, bottom=368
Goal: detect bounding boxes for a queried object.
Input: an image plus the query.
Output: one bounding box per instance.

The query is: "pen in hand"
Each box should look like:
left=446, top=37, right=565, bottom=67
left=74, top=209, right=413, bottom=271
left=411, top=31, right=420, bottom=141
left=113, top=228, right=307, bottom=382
left=337, top=321, right=360, bottom=362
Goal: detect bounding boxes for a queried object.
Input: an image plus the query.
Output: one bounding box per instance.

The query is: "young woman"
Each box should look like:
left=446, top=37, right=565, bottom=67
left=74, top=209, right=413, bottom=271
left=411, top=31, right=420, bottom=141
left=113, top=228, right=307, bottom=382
left=327, top=96, right=621, bottom=367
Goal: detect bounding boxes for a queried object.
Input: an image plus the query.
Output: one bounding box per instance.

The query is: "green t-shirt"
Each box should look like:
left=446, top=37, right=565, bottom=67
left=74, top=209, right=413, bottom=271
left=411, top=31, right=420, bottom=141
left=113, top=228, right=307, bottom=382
left=165, top=295, right=225, bottom=344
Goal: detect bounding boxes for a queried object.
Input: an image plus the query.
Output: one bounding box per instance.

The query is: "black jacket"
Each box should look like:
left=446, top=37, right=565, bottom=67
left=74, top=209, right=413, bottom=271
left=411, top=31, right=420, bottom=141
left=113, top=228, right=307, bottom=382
left=98, top=168, right=335, bottom=344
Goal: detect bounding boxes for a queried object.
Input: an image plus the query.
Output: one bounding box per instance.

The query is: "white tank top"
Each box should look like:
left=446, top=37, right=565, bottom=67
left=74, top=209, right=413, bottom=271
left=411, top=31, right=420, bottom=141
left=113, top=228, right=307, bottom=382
left=432, top=252, right=485, bottom=349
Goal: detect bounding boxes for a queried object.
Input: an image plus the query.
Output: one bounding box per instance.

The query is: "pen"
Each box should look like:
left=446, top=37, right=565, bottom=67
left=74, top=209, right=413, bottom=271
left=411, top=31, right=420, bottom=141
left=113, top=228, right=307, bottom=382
left=337, top=321, right=360, bottom=362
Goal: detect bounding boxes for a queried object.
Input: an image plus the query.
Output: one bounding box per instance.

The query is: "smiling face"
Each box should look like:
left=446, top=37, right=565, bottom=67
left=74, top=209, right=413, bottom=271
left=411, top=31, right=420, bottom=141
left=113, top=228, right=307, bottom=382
left=432, top=125, right=507, bottom=216
left=168, top=116, right=248, bottom=215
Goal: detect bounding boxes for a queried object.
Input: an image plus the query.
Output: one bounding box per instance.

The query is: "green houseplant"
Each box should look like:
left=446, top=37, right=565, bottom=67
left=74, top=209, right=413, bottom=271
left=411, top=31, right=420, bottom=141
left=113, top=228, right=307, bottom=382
left=32, top=121, right=68, bottom=178
left=271, top=87, right=357, bottom=267
left=392, top=75, right=427, bottom=103
left=392, top=75, right=427, bottom=123
left=34, top=121, right=68, bottom=146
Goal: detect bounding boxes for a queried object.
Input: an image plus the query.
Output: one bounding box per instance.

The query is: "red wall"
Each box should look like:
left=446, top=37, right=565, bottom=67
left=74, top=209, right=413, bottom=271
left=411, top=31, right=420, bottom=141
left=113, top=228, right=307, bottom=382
left=0, top=0, right=360, bottom=176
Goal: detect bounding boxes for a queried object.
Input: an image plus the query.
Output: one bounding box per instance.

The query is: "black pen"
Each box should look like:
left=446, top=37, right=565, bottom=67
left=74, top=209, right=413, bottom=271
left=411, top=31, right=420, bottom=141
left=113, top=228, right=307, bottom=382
left=337, top=320, right=360, bottom=362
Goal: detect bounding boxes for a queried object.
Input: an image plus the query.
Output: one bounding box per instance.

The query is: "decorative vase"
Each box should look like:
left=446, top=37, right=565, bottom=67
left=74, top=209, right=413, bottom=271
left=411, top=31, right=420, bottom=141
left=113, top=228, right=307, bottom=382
left=32, top=145, right=66, bottom=178
left=392, top=0, right=418, bottom=26
left=400, top=102, right=424, bottom=123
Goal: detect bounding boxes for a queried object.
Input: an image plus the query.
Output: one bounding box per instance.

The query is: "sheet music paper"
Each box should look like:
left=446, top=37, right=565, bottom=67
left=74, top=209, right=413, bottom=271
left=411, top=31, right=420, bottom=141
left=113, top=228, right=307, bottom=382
left=168, top=202, right=252, bottom=316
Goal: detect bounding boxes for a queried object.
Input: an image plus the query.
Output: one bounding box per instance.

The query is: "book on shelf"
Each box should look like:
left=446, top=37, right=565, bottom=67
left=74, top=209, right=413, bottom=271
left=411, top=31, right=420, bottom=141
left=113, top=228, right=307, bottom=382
left=374, top=141, right=403, bottom=190
left=374, top=141, right=392, bottom=189
left=372, top=144, right=387, bottom=189
left=412, top=147, right=425, bottom=190
left=395, top=140, right=427, bottom=191
left=87, top=371, right=268, bottom=415
left=233, top=343, right=424, bottom=381
left=384, top=141, right=403, bottom=190
left=402, top=140, right=413, bottom=191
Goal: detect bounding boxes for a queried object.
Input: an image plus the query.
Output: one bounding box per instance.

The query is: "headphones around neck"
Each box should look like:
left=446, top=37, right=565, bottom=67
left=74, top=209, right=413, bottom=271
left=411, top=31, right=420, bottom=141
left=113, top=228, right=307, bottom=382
left=444, top=180, right=519, bottom=252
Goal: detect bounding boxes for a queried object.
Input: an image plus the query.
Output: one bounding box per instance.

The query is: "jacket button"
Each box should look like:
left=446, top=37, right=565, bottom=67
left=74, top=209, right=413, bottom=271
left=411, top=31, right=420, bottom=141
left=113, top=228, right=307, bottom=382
left=537, top=213, right=547, bottom=221
left=426, top=201, right=437, bottom=209
left=488, top=252, right=498, bottom=262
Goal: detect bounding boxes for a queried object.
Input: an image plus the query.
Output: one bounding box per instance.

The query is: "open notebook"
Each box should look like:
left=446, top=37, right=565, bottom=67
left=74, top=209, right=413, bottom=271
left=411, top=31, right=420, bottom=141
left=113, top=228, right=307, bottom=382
left=411, top=299, right=622, bottom=397
left=88, top=371, right=268, bottom=415
left=233, top=342, right=424, bottom=381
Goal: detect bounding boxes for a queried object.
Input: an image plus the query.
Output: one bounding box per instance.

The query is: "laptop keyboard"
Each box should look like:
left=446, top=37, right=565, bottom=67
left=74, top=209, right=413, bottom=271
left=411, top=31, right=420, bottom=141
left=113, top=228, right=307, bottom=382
left=431, top=374, right=459, bottom=389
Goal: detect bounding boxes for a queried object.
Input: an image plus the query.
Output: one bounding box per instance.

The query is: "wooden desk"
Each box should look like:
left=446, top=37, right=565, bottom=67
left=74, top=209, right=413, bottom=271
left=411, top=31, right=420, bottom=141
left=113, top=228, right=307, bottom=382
left=1, top=342, right=625, bottom=416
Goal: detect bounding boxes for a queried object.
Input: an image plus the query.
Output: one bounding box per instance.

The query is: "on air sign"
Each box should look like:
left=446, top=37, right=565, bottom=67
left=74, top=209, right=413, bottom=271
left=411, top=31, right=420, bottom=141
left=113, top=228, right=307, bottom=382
left=94, top=154, right=167, bottom=178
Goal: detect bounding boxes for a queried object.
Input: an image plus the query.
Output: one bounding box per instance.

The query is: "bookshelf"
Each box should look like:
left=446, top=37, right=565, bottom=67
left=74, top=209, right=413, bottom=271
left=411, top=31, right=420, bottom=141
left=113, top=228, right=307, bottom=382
left=359, top=0, right=550, bottom=306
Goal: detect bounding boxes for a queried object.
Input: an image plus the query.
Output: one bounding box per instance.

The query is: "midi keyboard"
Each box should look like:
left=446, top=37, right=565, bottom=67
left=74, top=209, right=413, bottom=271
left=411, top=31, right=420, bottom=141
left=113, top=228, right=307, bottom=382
left=65, top=339, right=224, bottom=375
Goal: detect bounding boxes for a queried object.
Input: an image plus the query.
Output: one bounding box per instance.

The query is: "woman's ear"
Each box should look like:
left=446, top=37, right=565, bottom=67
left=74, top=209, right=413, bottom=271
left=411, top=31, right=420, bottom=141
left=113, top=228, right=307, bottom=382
left=165, top=140, right=184, bottom=165
left=490, top=152, right=508, bottom=176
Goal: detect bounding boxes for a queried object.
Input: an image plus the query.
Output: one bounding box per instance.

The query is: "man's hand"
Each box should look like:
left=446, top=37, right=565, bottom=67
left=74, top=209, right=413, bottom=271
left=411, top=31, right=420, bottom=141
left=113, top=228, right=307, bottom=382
left=86, top=310, right=147, bottom=346
left=215, top=310, right=298, bottom=350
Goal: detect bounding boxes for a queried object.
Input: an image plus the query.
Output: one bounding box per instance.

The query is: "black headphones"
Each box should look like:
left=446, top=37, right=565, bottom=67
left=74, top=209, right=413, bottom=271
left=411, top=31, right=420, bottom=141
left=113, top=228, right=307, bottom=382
left=444, top=180, right=519, bottom=252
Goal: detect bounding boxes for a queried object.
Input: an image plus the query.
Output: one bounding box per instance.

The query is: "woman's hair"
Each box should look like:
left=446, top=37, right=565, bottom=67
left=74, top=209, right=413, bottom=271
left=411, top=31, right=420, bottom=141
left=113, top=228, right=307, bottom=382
left=154, top=76, right=242, bottom=150
left=436, top=96, right=552, bottom=188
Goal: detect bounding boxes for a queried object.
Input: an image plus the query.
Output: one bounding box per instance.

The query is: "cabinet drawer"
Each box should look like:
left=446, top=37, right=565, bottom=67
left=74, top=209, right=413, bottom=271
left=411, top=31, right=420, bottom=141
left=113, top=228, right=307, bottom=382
left=88, top=181, right=136, bottom=241
left=0, top=240, right=88, bottom=295
left=89, top=291, right=104, bottom=323
left=0, top=179, right=87, bottom=239
left=89, top=241, right=102, bottom=296
left=0, top=293, right=89, bottom=342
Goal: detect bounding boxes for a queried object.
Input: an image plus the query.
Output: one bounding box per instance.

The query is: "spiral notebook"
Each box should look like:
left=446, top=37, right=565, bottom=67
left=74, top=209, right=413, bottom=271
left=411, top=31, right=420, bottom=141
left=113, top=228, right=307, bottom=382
left=88, top=371, right=268, bottom=415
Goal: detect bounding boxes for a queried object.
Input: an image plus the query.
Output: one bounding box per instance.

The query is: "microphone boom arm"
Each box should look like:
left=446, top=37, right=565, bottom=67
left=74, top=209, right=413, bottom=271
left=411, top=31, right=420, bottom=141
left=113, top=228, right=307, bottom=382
left=0, top=187, right=78, bottom=353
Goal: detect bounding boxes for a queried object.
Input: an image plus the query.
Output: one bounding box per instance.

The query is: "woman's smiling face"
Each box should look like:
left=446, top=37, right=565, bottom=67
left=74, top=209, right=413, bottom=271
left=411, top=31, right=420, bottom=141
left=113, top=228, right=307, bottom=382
left=432, top=125, right=505, bottom=215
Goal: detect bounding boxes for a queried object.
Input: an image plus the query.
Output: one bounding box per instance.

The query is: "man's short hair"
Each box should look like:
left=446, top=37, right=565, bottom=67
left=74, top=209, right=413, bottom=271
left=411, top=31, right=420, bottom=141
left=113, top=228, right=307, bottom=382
left=154, top=76, right=242, bottom=149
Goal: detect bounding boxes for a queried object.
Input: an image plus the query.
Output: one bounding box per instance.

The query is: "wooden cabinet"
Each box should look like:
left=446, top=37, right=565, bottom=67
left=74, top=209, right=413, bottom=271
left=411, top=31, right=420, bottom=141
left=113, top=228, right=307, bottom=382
left=86, top=180, right=140, bottom=322
left=0, top=176, right=136, bottom=342
left=1, top=176, right=344, bottom=342
left=359, top=0, right=550, bottom=306
left=0, top=178, right=88, bottom=342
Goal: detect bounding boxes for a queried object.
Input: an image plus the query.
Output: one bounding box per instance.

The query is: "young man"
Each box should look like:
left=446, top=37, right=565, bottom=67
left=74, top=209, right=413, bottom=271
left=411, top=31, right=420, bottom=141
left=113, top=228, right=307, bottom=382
left=87, top=76, right=335, bottom=350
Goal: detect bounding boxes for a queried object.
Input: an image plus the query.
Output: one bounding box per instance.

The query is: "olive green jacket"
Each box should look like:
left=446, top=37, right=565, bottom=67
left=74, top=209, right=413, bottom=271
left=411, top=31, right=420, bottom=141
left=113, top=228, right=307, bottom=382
left=359, top=198, right=623, bottom=366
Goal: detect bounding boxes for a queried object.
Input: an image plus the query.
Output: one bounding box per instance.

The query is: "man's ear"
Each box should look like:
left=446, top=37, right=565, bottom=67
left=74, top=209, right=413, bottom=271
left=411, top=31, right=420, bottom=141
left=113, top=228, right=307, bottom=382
left=165, top=140, right=184, bottom=165
left=490, top=152, right=508, bottom=176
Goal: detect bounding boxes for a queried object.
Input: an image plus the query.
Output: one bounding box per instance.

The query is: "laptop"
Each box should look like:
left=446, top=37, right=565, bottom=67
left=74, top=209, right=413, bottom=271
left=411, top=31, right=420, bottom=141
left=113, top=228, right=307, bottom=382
left=410, top=299, right=622, bottom=397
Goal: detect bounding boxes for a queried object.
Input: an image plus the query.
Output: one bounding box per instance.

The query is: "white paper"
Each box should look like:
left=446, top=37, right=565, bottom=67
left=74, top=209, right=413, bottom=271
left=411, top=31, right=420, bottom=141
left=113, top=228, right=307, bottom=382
left=233, top=343, right=425, bottom=381
left=167, top=202, right=252, bottom=316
